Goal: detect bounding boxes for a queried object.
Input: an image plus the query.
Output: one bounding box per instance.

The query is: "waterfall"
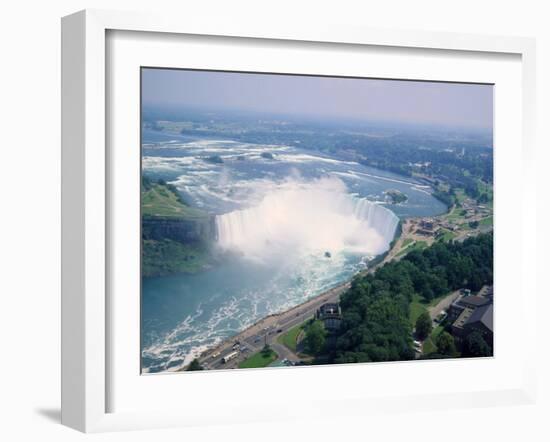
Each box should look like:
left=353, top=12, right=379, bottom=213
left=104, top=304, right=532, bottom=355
left=215, top=178, right=399, bottom=260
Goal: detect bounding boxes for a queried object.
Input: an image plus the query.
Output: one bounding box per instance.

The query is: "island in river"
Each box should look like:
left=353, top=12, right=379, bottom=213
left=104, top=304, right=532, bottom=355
left=139, top=70, right=494, bottom=373
left=385, top=189, right=408, bottom=204
left=140, top=130, right=449, bottom=374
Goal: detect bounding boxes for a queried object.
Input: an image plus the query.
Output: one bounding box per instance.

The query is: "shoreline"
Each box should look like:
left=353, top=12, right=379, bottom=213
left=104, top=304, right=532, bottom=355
left=185, top=232, right=402, bottom=371
left=190, top=277, right=353, bottom=370
left=168, top=178, right=491, bottom=371
left=182, top=195, right=483, bottom=370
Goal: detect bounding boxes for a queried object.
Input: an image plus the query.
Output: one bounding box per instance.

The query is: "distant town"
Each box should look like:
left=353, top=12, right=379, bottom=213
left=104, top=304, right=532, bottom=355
left=140, top=69, right=494, bottom=374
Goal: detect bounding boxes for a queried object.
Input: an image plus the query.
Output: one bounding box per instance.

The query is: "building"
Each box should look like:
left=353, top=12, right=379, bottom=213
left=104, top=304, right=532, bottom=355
left=315, top=303, right=342, bottom=332
left=478, top=285, right=494, bottom=299
left=464, top=303, right=493, bottom=343
left=442, top=222, right=459, bottom=231
left=450, top=296, right=493, bottom=347
left=421, top=220, right=435, bottom=230
left=451, top=302, right=493, bottom=345
left=448, top=295, right=490, bottom=323
left=416, top=219, right=440, bottom=236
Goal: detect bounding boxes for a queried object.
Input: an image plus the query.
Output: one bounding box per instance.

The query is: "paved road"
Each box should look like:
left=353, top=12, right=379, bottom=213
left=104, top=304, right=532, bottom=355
left=197, top=281, right=349, bottom=370
left=428, top=290, right=461, bottom=320
left=192, top=214, right=491, bottom=371
left=270, top=342, right=301, bottom=363
left=454, top=225, right=492, bottom=243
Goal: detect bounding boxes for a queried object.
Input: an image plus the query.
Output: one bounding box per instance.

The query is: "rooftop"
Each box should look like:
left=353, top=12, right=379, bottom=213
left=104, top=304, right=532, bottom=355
left=457, top=295, right=491, bottom=308
left=453, top=307, right=475, bottom=329
left=466, top=303, right=494, bottom=332
left=319, top=303, right=341, bottom=316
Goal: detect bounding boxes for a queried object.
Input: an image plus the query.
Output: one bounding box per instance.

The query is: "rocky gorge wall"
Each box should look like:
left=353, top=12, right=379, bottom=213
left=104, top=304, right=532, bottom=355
left=142, top=216, right=217, bottom=244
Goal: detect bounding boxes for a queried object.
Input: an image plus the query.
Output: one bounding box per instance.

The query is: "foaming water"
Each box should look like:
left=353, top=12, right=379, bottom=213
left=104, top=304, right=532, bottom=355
left=216, top=177, right=399, bottom=260
left=141, top=249, right=360, bottom=373
left=141, top=134, right=446, bottom=373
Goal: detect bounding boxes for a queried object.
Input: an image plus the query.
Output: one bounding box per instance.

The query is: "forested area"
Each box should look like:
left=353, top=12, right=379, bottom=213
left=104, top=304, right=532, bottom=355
left=355, top=141, right=493, bottom=186
left=143, top=108, right=493, bottom=191
left=331, top=233, right=493, bottom=364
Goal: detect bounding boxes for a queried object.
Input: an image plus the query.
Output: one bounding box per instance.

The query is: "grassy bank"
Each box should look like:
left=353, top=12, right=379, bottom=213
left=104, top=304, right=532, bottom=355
left=409, top=290, right=455, bottom=327
left=238, top=349, right=278, bottom=369
left=142, top=180, right=208, bottom=220
left=277, top=323, right=305, bottom=352
left=396, top=240, right=427, bottom=258
left=141, top=177, right=213, bottom=277
left=422, top=324, right=445, bottom=355
left=409, top=294, right=428, bottom=326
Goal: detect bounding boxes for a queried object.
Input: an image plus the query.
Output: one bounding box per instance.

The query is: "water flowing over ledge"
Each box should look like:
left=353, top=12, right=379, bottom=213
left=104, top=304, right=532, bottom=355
left=215, top=177, right=399, bottom=261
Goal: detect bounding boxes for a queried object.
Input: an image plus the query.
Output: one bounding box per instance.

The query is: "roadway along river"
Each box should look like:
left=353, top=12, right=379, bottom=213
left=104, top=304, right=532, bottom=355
left=140, top=132, right=447, bottom=374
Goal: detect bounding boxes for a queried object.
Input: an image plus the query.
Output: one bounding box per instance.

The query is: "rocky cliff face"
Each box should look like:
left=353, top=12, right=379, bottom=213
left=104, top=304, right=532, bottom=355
left=142, top=215, right=217, bottom=244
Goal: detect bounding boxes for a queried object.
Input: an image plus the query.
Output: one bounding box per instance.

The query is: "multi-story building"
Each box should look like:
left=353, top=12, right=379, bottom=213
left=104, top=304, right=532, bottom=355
left=315, top=303, right=342, bottom=332
left=450, top=295, right=493, bottom=347
left=448, top=295, right=491, bottom=323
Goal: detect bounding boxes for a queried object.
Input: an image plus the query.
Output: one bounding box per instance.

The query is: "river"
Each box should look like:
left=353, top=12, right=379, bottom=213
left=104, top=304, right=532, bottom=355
left=140, top=130, right=447, bottom=373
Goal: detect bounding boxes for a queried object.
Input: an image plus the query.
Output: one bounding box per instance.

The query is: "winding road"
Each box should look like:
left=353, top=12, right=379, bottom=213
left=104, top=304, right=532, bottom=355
left=197, top=281, right=349, bottom=370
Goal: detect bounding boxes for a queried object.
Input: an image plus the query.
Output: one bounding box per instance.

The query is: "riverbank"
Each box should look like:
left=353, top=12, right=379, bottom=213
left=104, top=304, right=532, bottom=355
left=191, top=278, right=351, bottom=371
left=184, top=222, right=405, bottom=371
left=182, top=192, right=494, bottom=371
left=145, top=167, right=491, bottom=372
left=141, top=178, right=217, bottom=277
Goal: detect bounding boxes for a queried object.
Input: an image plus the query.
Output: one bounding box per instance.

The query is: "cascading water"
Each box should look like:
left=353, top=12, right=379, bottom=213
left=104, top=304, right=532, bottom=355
left=140, top=135, right=448, bottom=374
left=215, top=177, right=399, bottom=261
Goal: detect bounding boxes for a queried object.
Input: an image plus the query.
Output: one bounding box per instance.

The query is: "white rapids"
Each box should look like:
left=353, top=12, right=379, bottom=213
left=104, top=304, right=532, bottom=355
left=215, top=177, right=399, bottom=261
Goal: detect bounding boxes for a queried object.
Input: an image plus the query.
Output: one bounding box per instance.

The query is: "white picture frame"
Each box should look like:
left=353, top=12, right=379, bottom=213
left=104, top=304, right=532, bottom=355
left=61, top=9, right=537, bottom=433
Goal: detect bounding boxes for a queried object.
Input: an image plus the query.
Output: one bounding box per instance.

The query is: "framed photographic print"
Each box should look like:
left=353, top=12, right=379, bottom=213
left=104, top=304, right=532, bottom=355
left=61, top=9, right=537, bottom=432
left=139, top=68, right=494, bottom=374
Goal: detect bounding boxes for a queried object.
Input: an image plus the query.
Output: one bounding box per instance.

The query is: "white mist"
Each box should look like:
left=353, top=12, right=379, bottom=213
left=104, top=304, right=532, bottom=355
left=216, top=177, right=399, bottom=261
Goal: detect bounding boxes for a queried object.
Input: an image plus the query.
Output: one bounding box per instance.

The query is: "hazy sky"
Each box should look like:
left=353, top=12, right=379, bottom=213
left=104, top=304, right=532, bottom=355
left=142, top=68, right=493, bottom=129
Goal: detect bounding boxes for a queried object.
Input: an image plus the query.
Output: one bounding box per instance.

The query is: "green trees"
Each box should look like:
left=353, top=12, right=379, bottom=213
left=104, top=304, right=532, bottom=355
left=335, top=279, right=414, bottom=364
left=463, top=331, right=492, bottom=357
left=432, top=189, right=454, bottom=208
left=404, top=233, right=493, bottom=300
left=334, top=233, right=492, bottom=363
left=478, top=193, right=489, bottom=204
left=186, top=358, right=204, bottom=371
left=415, top=312, right=432, bottom=340
left=261, top=344, right=272, bottom=357
left=304, top=320, right=327, bottom=355
left=141, top=174, right=153, bottom=191
left=435, top=332, right=456, bottom=356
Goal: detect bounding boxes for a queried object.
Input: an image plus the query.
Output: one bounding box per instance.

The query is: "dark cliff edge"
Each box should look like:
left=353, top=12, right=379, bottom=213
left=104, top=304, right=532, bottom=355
left=141, top=178, right=218, bottom=278
left=142, top=215, right=217, bottom=244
